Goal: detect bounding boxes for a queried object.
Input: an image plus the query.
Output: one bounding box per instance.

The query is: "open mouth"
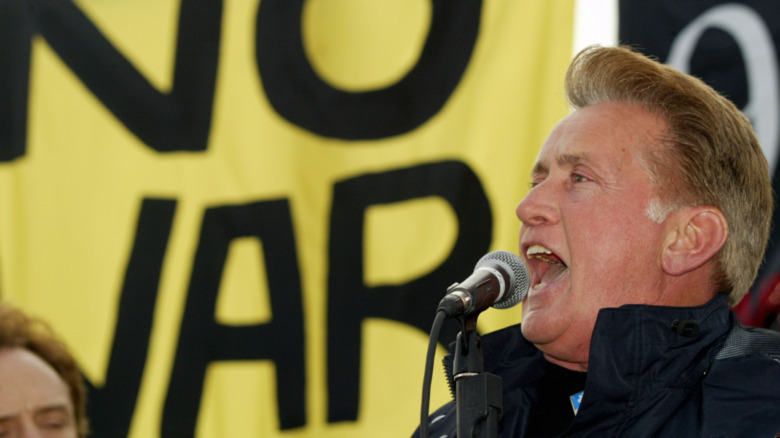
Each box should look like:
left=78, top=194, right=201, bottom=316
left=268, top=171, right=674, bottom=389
left=526, top=244, right=568, bottom=290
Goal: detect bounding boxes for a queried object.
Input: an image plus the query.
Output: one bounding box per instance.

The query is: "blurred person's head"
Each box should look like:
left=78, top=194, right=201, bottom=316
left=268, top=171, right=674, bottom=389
left=0, top=303, right=87, bottom=437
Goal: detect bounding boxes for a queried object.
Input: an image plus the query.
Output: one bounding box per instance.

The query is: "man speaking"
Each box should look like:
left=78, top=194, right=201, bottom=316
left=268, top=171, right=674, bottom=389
left=416, top=45, right=780, bottom=437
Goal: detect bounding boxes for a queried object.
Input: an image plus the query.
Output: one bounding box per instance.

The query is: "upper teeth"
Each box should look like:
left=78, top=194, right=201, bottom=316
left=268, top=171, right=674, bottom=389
left=527, top=244, right=552, bottom=257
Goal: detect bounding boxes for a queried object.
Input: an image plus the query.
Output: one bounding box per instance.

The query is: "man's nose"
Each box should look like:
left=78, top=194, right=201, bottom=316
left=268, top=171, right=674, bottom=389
left=19, top=420, right=43, bottom=438
left=515, top=181, right=558, bottom=227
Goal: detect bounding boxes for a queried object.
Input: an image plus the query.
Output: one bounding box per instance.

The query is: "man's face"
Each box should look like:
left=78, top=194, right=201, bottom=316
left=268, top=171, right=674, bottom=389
left=516, top=102, right=672, bottom=371
left=0, top=348, right=77, bottom=438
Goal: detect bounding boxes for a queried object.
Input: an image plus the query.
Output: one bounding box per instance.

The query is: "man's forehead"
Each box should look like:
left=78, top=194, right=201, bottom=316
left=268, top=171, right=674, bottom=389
left=530, top=104, right=661, bottom=177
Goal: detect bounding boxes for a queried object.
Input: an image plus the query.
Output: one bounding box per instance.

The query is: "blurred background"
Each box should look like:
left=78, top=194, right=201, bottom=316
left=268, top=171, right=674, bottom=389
left=0, top=0, right=777, bottom=436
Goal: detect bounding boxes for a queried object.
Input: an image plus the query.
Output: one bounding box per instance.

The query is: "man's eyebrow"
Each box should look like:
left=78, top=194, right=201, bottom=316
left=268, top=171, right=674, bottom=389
left=557, top=152, right=585, bottom=167
left=531, top=152, right=586, bottom=177
left=531, top=161, right=548, bottom=177
left=36, top=404, right=69, bottom=412
left=34, top=404, right=71, bottom=418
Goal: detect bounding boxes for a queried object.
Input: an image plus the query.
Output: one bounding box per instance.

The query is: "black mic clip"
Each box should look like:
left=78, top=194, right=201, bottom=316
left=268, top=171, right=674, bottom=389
left=451, top=310, right=503, bottom=438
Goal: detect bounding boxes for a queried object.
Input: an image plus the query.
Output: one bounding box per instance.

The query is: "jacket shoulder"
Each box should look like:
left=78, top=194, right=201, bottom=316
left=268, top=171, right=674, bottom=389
left=701, top=325, right=780, bottom=436
left=715, top=324, right=780, bottom=361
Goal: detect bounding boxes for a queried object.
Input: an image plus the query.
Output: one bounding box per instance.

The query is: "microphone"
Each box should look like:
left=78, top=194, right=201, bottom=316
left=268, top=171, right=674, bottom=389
left=437, top=250, right=529, bottom=318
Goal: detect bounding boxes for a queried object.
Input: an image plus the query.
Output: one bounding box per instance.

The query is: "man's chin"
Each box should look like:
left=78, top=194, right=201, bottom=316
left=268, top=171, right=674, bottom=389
left=519, top=314, right=556, bottom=345
left=521, top=314, right=575, bottom=348
left=522, top=318, right=594, bottom=371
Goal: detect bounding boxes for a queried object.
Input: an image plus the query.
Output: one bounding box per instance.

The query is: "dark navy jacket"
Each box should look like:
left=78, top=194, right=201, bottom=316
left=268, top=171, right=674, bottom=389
left=415, top=295, right=780, bottom=437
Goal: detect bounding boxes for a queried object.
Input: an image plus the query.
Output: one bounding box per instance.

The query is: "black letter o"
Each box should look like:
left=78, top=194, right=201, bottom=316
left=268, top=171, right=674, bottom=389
left=256, top=0, right=482, bottom=140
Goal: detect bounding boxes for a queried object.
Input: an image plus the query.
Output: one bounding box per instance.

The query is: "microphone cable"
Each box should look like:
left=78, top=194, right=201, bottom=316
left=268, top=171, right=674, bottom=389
left=419, top=309, right=448, bottom=438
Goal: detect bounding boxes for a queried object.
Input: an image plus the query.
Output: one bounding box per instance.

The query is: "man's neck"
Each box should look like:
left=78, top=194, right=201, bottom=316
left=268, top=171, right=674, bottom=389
left=543, top=352, right=589, bottom=372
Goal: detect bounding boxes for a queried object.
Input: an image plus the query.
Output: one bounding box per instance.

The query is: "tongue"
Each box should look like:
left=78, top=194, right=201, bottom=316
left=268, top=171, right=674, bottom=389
left=541, top=259, right=567, bottom=283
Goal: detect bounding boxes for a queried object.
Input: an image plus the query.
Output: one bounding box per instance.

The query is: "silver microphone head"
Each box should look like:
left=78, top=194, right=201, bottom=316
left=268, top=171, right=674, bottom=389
left=476, top=250, right=529, bottom=309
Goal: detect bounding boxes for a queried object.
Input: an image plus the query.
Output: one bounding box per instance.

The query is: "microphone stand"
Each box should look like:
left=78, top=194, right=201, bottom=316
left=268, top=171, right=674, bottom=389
left=453, top=316, right=502, bottom=438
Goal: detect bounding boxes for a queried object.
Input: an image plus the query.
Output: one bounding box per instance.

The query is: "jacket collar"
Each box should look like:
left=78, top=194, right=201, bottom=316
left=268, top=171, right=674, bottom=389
left=468, top=294, right=734, bottom=431
left=572, top=294, right=733, bottom=430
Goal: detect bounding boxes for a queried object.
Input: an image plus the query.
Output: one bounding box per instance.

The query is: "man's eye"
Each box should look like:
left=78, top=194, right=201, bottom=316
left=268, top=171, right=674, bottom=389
left=572, top=174, right=589, bottom=183
left=0, top=418, right=14, bottom=437
left=42, top=421, right=66, bottom=430
left=36, top=411, right=70, bottom=430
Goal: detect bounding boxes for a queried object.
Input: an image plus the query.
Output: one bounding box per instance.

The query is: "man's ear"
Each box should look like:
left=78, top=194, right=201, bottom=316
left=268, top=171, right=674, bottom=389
left=661, top=207, right=728, bottom=276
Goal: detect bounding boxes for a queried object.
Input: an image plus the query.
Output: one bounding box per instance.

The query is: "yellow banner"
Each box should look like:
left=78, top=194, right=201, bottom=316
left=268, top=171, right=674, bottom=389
left=0, top=0, right=574, bottom=436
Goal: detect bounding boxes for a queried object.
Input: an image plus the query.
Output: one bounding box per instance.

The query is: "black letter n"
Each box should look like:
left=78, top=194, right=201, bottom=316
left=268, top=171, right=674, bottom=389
left=0, top=0, right=222, bottom=161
